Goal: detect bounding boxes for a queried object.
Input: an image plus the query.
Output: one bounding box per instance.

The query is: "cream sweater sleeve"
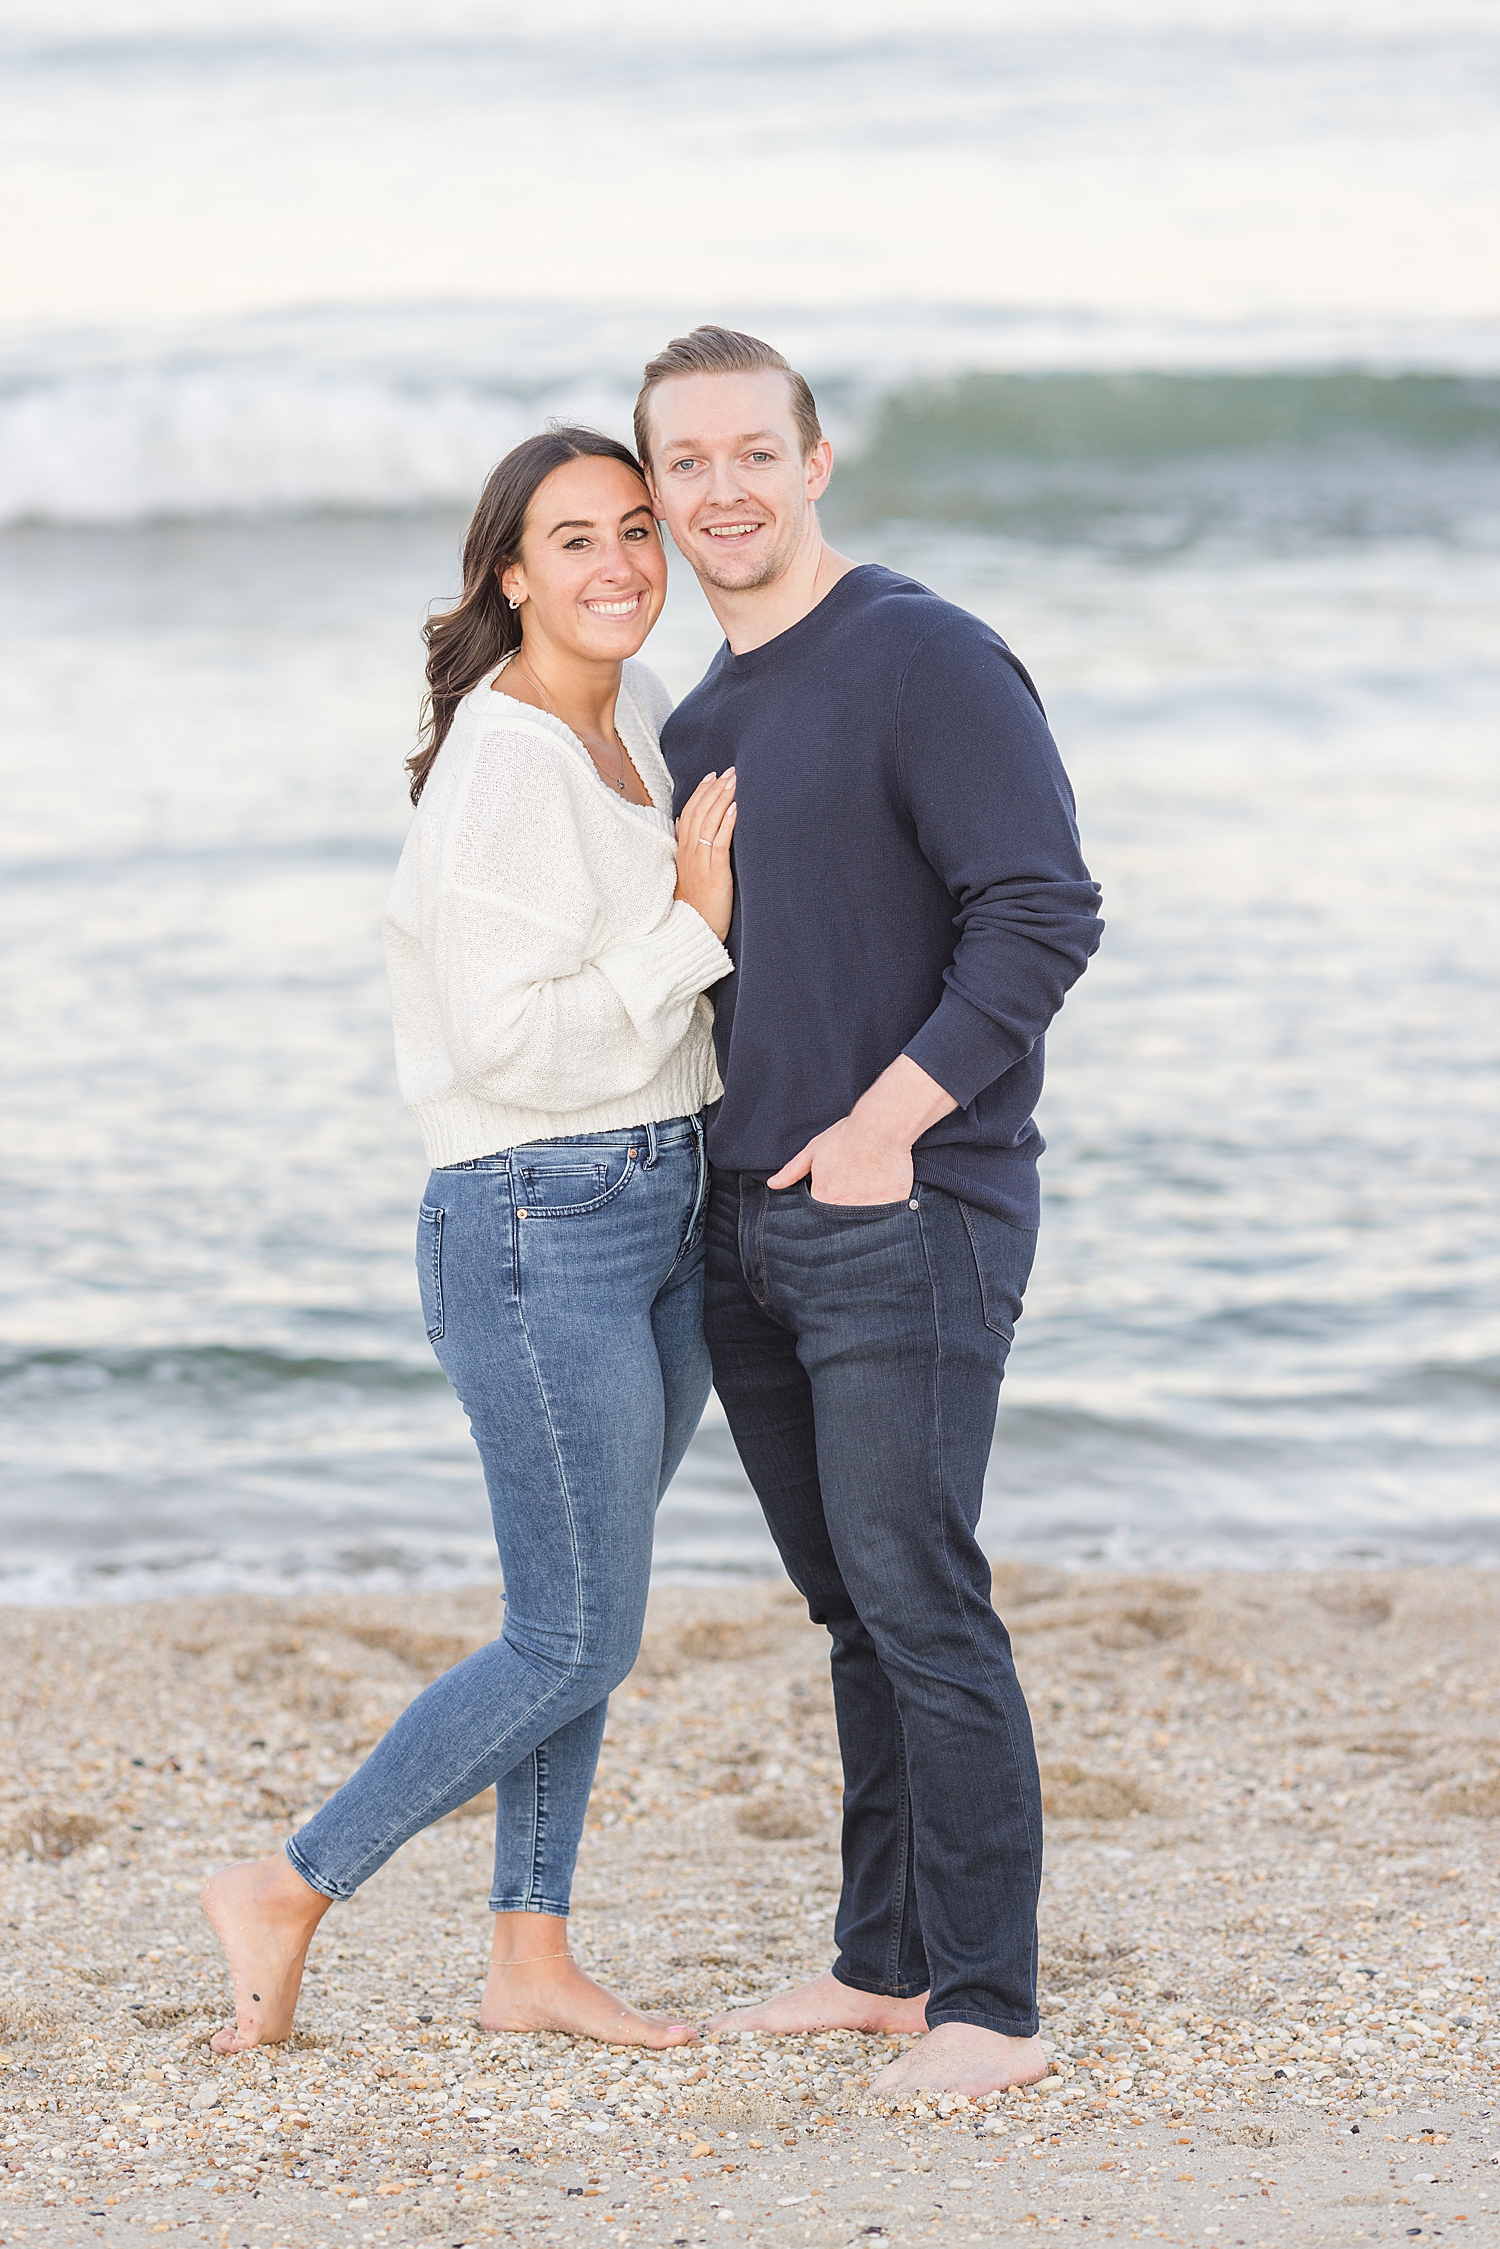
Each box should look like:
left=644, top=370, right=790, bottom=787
left=429, top=722, right=732, bottom=1117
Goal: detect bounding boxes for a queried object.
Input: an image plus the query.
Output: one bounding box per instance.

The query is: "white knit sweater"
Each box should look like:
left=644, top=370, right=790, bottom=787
left=384, top=655, right=732, bottom=1167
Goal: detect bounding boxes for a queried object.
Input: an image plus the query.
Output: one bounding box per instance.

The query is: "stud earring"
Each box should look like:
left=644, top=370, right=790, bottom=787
left=508, top=595, right=521, bottom=611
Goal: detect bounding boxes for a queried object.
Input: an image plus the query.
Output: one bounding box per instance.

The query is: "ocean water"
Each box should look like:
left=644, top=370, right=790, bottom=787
left=1, top=1, right=1498, bottom=1600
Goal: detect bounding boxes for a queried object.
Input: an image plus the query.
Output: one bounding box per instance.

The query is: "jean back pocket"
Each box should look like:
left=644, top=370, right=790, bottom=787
left=417, top=1203, right=445, bottom=1340
left=957, top=1202, right=1036, bottom=1341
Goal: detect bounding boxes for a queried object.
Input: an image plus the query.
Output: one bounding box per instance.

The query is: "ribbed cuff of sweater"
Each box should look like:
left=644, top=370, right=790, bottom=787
left=903, top=988, right=1029, bottom=1113
left=605, top=898, right=734, bottom=1010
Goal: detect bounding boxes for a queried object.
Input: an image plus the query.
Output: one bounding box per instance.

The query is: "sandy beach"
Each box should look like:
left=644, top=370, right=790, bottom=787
left=3, top=1565, right=1498, bottom=2246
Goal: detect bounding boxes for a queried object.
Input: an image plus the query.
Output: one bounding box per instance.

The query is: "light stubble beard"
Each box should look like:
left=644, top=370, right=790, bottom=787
left=686, top=515, right=802, bottom=595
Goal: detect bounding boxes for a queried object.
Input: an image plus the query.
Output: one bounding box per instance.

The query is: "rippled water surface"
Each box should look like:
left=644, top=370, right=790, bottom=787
left=1, top=2, right=1497, bottom=1597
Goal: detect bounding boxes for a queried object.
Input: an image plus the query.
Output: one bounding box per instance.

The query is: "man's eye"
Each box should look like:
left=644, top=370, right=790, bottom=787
left=670, top=457, right=700, bottom=473
left=746, top=451, right=774, bottom=464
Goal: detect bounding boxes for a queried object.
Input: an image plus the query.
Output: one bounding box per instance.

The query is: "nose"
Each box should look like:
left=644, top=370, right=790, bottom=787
left=703, top=457, right=751, bottom=509
left=594, top=537, right=639, bottom=582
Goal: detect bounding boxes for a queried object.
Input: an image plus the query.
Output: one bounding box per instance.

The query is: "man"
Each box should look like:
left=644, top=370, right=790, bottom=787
left=639, top=327, right=1103, bottom=2097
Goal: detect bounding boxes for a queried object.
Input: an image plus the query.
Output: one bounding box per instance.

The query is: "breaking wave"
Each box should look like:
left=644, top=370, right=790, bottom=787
left=3, top=356, right=1498, bottom=536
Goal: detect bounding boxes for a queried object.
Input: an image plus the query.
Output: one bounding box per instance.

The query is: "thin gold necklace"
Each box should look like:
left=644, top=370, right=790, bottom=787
left=515, top=659, right=631, bottom=796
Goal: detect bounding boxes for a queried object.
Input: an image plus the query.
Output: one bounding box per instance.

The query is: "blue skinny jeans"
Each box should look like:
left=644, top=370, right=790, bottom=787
left=287, top=1114, right=710, bottom=1915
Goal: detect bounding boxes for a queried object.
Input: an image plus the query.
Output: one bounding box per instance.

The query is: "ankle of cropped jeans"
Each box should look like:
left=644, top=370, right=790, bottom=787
left=489, top=1894, right=573, bottom=1918
left=283, top=1835, right=352, bottom=1904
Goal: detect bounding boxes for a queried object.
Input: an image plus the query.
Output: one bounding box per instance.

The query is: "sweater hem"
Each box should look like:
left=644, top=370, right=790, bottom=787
left=911, top=1149, right=1042, bottom=1233
left=409, top=1041, right=719, bottom=1169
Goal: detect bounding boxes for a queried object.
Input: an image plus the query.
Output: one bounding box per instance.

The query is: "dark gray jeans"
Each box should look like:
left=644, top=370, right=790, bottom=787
left=705, top=1169, right=1042, bottom=2036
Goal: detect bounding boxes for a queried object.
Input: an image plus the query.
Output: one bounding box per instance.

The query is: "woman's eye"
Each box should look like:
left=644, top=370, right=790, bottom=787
left=623, top=524, right=649, bottom=540
left=562, top=536, right=590, bottom=550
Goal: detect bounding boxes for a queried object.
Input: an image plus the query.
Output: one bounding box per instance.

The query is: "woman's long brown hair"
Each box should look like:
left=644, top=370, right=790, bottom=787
left=407, top=426, right=649, bottom=805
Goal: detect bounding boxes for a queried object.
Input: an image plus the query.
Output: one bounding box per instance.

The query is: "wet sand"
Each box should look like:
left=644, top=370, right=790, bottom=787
left=2, top=1566, right=1498, bottom=2245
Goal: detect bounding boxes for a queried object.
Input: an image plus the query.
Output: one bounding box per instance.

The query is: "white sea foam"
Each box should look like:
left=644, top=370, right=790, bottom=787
left=5, top=342, right=1498, bottom=529
left=0, top=365, right=641, bottom=526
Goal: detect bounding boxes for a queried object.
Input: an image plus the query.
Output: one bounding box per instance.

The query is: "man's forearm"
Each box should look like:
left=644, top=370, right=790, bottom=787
left=851, top=1054, right=958, bottom=1148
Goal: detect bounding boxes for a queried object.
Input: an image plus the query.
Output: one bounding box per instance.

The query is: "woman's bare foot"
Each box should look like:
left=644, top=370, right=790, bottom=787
left=202, top=1853, right=331, bottom=2055
left=705, top=1968, right=928, bottom=2038
left=481, top=1913, right=696, bottom=2048
left=870, top=2021, right=1049, bottom=2098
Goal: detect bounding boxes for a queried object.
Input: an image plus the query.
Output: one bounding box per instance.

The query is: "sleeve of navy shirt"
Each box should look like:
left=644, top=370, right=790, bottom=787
left=895, top=614, right=1104, bottom=1112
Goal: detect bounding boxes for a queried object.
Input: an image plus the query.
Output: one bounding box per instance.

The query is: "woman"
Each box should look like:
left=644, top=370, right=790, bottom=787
left=203, top=427, right=737, bottom=2052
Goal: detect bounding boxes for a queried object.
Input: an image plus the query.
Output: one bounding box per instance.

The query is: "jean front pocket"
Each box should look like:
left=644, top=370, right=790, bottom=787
left=803, top=1180, right=919, bottom=1220
left=417, top=1202, right=445, bottom=1340
left=517, top=1161, right=609, bottom=1210
left=514, top=1147, right=636, bottom=1219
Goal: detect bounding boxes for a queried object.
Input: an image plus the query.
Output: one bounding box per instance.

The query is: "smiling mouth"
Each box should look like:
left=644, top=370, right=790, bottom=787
left=584, top=593, right=645, bottom=617
left=700, top=520, right=766, bottom=541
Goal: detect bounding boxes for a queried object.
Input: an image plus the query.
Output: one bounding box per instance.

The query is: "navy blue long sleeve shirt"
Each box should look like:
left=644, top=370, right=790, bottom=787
left=662, top=564, right=1103, bottom=1229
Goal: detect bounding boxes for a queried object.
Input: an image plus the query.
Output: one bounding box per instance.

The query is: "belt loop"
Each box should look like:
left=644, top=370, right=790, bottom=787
left=643, top=1120, right=659, bottom=1168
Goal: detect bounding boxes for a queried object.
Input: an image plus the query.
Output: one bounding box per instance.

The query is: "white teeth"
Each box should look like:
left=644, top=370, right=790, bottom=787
left=586, top=597, right=640, bottom=614
left=705, top=524, right=761, bottom=537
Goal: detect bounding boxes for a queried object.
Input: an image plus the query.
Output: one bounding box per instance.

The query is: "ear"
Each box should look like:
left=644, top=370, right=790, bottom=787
left=804, top=437, right=834, bottom=505
left=498, top=559, right=525, bottom=607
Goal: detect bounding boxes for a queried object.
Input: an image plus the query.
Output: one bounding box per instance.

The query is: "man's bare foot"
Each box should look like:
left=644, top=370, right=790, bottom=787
left=870, top=2021, right=1049, bottom=2098
left=202, top=1854, right=331, bottom=2055
left=705, top=1968, right=929, bottom=2038
left=481, top=1912, right=695, bottom=2047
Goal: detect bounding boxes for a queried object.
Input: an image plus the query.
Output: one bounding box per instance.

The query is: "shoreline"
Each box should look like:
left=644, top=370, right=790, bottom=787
left=3, top=1567, right=1497, bottom=2242
left=5, top=1543, right=1500, bottom=1617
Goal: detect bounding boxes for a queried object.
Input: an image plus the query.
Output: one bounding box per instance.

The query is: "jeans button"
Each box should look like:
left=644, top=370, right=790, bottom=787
left=517, top=1208, right=528, bottom=1219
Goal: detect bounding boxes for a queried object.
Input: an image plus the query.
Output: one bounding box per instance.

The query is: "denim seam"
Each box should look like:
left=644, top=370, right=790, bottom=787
left=752, top=1179, right=770, bottom=1307
left=883, top=1710, right=916, bottom=1995
left=509, top=1225, right=590, bottom=1910
left=529, top=1740, right=550, bottom=1909
left=915, top=1195, right=1043, bottom=2023
left=669, top=1116, right=708, bottom=1273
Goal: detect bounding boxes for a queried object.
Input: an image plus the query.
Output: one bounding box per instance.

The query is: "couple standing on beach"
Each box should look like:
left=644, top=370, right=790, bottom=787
left=203, top=327, right=1103, bottom=2100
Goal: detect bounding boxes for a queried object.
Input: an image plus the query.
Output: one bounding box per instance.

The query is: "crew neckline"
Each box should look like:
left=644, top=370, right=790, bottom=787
left=719, top=562, right=885, bottom=672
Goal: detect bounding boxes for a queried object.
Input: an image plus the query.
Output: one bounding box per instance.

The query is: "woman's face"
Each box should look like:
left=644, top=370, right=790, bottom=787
left=500, top=455, right=667, bottom=662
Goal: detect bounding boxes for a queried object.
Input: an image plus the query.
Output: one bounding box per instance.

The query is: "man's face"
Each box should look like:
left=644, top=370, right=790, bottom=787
left=644, top=369, right=833, bottom=593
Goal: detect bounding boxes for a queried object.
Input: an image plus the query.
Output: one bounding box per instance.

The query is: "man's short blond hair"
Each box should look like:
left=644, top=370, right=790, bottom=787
left=634, top=325, right=823, bottom=467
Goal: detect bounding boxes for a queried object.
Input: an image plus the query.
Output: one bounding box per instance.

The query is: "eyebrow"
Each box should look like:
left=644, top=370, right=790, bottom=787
left=659, top=430, right=785, bottom=455
left=547, top=501, right=654, bottom=537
